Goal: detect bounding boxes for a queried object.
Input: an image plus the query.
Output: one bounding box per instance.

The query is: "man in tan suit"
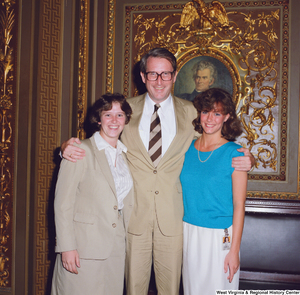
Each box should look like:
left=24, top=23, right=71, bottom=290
left=62, top=48, right=253, bottom=295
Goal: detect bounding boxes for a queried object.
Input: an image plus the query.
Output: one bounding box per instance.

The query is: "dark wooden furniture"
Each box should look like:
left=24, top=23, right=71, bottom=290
left=240, top=199, right=300, bottom=289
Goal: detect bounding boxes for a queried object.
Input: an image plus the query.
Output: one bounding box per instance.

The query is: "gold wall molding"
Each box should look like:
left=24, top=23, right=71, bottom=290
left=124, top=1, right=288, bottom=186
left=0, top=0, right=16, bottom=289
left=77, top=0, right=89, bottom=140
left=105, top=0, right=115, bottom=93
left=35, top=0, right=62, bottom=293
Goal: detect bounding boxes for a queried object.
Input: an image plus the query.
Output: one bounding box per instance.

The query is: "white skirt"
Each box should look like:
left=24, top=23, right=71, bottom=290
left=182, top=222, right=239, bottom=295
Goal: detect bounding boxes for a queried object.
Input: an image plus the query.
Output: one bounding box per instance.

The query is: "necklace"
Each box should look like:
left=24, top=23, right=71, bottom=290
left=197, top=137, right=222, bottom=163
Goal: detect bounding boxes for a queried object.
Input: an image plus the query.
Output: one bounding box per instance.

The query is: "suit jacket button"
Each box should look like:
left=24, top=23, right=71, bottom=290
left=114, top=205, right=118, bottom=210
left=155, top=191, right=159, bottom=195
left=153, top=170, right=157, bottom=174
left=112, top=223, right=116, bottom=228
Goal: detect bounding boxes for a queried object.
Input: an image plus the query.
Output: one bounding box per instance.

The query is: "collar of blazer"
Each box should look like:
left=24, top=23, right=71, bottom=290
left=89, top=136, right=117, bottom=197
left=124, top=93, right=190, bottom=169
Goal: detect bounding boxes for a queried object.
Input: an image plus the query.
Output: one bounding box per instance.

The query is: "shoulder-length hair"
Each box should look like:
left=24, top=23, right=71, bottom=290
left=192, top=88, right=242, bottom=141
left=89, top=93, right=132, bottom=133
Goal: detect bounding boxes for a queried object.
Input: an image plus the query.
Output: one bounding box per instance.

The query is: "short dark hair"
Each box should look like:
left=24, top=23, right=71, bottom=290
left=192, top=88, right=242, bottom=141
left=89, top=93, right=132, bottom=133
left=140, top=48, right=177, bottom=74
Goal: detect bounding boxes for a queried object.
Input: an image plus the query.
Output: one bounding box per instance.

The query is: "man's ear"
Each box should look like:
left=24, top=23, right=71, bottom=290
left=173, top=71, right=178, bottom=83
left=140, top=72, right=146, bottom=84
left=209, top=77, right=215, bottom=86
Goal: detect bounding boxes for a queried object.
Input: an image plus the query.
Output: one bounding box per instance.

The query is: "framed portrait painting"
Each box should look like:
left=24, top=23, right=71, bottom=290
left=174, top=55, right=233, bottom=102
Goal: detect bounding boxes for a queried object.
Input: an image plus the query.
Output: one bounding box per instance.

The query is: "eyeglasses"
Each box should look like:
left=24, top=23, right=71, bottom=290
left=145, top=71, right=174, bottom=81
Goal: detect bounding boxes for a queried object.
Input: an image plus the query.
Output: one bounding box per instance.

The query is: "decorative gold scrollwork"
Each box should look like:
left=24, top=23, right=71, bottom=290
left=106, top=0, right=115, bottom=94
left=130, top=1, right=285, bottom=175
left=77, top=0, right=89, bottom=140
left=0, top=0, right=15, bottom=287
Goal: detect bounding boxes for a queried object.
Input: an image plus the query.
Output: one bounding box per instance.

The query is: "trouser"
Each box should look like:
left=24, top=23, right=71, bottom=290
left=125, top=210, right=183, bottom=295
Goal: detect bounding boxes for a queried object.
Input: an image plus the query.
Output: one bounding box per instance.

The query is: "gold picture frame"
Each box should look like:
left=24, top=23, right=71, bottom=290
left=125, top=1, right=285, bottom=174
left=120, top=0, right=299, bottom=202
left=106, top=0, right=300, bottom=204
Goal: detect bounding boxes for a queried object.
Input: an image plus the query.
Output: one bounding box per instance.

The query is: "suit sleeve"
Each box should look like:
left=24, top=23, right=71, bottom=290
left=54, top=156, right=86, bottom=253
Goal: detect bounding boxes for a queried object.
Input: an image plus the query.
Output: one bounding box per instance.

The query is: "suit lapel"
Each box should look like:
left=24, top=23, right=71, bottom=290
left=126, top=94, right=154, bottom=167
left=89, top=137, right=117, bottom=197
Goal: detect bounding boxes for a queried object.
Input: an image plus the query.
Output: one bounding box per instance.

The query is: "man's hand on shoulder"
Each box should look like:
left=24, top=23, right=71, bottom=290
left=232, top=147, right=255, bottom=172
left=61, top=137, right=85, bottom=163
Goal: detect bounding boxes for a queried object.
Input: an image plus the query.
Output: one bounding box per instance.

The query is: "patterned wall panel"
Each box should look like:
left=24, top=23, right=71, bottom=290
left=35, top=0, right=62, bottom=294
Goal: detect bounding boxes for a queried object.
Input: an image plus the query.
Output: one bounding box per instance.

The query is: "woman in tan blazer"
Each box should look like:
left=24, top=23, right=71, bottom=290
left=51, top=93, right=134, bottom=295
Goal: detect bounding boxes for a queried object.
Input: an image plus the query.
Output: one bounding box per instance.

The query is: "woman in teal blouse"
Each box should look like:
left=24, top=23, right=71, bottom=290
left=180, top=88, right=248, bottom=294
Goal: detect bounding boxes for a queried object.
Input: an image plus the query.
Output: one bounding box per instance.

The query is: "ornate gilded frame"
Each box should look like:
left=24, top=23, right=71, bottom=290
left=0, top=0, right=16, bottom=288
left=116, top=0, right=300, bottom=203
left=106, top=0, right=116, bottom=93
left=125, top=1, right=284, bottom=173
left=77, top=0, right=90, bottom=140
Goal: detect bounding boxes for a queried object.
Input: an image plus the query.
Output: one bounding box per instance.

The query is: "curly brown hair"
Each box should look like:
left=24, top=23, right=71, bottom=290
left=192, top=88, right=242, bottom=141
left=89, top=93, right=132, bottom=133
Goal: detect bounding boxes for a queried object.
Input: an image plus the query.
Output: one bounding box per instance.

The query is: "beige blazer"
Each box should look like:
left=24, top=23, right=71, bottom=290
left=54, top=136, right=134, bottom=259
left=121, top=94, right=197, bottom=237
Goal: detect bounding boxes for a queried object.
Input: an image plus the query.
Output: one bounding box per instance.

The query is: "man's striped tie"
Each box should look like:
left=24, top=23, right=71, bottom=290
left=148, top=104, right=162, bottom=167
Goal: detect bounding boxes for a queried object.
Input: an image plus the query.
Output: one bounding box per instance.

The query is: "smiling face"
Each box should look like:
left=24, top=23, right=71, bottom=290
left=200, top=103, right=230, bottom=136
left=194, top=68, right=214, bottom=92
left=99, top=102, right=126, bottom=147
left=140, top=57, right=177, bottom=104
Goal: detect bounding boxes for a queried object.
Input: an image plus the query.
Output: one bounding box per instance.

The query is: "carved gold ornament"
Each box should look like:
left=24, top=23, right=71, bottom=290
left=77, top=0, right=89, bottom=140
left=125, top=0, right=288, bottom=180
left=106, top=0, right=115, bottom=93
left=0, top=0, right=16, bottom=287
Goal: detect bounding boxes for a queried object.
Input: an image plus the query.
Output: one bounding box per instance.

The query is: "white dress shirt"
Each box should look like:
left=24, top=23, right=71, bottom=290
left=94, top=132, right=133, bottom=210
left=139, top=93, right=176, bottom=157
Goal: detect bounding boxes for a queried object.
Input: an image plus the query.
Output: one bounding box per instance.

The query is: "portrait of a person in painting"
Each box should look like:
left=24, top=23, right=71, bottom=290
left=174, top=56, right=233, bottom=102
